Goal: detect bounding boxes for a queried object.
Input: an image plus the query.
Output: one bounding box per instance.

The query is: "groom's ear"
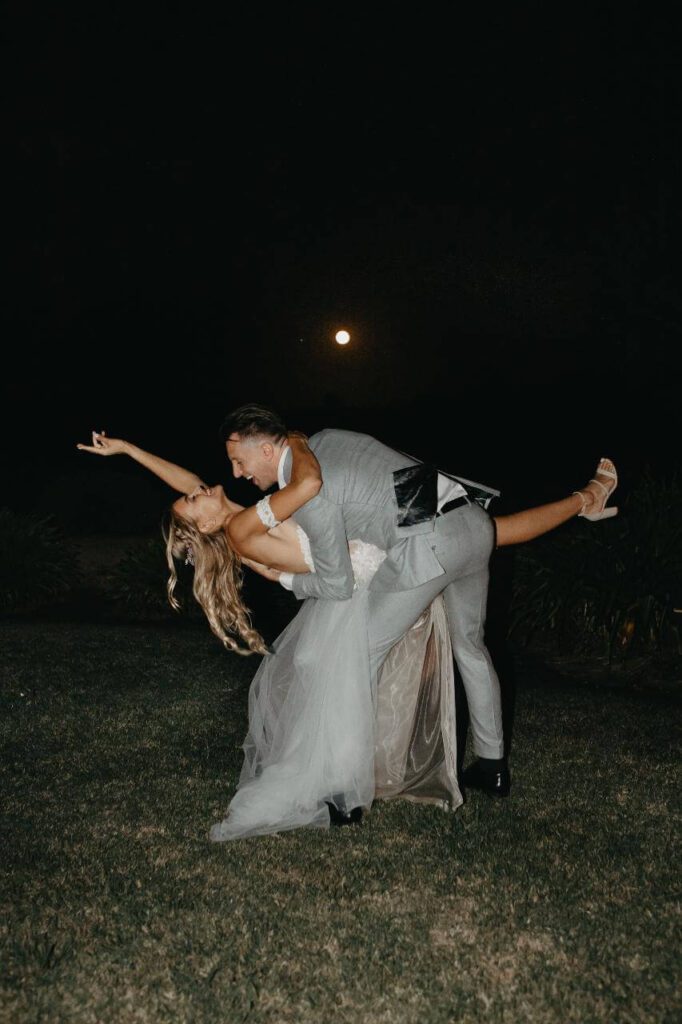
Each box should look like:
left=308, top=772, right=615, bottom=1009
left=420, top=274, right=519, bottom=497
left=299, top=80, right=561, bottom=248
left=261, top=441, right=275, bottom=461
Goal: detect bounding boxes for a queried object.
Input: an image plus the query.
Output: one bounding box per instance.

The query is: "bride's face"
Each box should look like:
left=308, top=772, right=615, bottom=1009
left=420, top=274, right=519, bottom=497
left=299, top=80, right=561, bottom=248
left=172, top=485, right=227, bottom=534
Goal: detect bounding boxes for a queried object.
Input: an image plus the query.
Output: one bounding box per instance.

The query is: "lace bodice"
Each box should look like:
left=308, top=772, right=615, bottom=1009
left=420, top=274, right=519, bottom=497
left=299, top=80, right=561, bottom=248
left=295, top=526, right=315, bottom=572
left=295, top=527, right=386, bottom=588
left=347, top=539, right=387, bottom=586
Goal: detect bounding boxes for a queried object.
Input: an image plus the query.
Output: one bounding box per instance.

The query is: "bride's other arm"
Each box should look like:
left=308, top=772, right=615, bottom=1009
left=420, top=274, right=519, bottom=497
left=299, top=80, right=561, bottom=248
left=227, top=433, right=322, bottom=554
left=239, top=555, right=291, bottom=582
left=76, top=431, right=207, bottom=495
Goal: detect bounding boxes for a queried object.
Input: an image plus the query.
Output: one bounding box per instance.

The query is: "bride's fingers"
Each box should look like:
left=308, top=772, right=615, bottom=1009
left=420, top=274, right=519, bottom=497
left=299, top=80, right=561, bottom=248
left=82, top=431, right=106, bottom=452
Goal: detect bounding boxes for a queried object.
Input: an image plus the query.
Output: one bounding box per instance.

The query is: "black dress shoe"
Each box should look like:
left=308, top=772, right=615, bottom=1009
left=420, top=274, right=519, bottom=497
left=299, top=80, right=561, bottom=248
left=326, top=802, right=363, bottom=827
left=461, top=758, right=511, bottom=798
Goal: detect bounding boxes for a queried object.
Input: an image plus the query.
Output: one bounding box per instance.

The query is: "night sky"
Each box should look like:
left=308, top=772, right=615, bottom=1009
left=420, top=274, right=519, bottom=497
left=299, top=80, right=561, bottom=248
left=5, top=4, right=680, bottom=528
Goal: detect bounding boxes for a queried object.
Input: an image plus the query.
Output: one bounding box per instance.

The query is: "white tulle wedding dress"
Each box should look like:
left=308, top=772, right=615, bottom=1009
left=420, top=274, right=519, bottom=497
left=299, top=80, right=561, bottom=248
left=209, top=530, right=462, bottom=841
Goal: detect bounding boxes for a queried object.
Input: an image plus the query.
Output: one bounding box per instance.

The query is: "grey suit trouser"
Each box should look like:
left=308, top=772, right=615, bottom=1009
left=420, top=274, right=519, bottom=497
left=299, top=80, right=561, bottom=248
left=367, top=502, right=504, bottom=759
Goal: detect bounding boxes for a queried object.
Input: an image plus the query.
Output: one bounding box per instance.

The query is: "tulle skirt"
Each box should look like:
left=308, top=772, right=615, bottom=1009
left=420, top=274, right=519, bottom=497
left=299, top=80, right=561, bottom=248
left=209, top=588, right=461, bottom=841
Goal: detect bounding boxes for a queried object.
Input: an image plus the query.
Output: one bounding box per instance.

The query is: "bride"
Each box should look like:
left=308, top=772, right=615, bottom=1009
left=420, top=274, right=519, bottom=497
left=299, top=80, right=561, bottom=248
left=77, top=430, right=618, bottom=839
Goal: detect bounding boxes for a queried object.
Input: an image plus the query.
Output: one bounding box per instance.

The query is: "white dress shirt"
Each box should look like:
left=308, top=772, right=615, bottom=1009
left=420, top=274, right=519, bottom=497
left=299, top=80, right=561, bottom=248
left=277, top=444, right=290, bottom=490
left=437, top=472, right=467, bottom=508
left=277, top=446, right=295, bottom=589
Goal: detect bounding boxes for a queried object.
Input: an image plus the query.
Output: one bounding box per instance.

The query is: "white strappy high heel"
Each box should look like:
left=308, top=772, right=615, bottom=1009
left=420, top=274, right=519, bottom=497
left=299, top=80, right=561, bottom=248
left=573, top=458, right=618, bottom=521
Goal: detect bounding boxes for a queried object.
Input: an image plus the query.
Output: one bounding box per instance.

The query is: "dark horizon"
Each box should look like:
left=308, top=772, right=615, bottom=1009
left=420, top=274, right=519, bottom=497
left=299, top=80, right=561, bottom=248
left=4, top=4, right=680, bottom=526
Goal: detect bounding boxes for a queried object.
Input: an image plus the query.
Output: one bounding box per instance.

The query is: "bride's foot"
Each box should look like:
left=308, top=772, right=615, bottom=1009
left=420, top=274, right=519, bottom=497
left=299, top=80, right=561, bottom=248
left=573, top=458, right=618, bottom=521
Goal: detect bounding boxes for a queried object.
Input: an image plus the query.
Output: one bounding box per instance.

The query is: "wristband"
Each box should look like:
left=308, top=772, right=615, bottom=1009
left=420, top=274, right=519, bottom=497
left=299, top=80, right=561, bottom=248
left=255, top=495, right=281, bottom=529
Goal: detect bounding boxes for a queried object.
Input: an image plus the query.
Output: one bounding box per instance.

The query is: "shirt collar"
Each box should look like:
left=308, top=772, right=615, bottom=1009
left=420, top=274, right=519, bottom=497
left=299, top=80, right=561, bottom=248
left=277, top=444, right=290, bottom=489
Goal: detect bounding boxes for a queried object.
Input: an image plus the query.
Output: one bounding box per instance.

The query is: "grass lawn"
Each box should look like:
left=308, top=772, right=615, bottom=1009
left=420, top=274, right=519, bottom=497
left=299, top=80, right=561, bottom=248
left=1, top=619, right=680, bottom=1024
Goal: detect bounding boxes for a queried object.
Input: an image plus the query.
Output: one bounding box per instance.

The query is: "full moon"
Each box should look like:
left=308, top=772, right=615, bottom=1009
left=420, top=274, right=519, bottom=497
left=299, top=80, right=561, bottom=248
left=335, top=330, right=350, bottom=345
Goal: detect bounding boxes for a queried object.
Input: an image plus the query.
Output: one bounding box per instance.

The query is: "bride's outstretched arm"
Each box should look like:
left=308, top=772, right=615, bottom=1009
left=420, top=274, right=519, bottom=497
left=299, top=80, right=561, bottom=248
left=76, top=431, right=206, bottom=494
left=227, top=433, right=322, bottom=554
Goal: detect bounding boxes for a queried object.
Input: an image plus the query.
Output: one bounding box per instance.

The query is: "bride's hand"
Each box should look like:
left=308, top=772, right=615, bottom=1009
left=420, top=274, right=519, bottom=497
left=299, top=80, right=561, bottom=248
left=76, top=430, right=128, bottom=456
left=283, top=430, right=322, bottom=500
left=186, top=484, right=209, bottom=499
left=287, top=430, right=310, bottom=446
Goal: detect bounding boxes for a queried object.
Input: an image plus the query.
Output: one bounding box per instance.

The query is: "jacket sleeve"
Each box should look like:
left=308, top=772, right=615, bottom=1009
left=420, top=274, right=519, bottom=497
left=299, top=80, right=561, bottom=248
left=290, top=494, right=355, bottom=601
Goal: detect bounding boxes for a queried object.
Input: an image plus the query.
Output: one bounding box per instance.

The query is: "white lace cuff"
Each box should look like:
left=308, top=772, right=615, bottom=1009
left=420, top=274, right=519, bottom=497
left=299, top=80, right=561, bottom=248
left=279, top=572, right=294, bottom=590
left=255, top=495, right=281, bottom=529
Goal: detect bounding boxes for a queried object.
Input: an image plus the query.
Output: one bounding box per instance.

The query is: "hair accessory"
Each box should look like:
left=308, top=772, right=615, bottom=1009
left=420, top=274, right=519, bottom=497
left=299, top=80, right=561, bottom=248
left=184, top=544, right=195, bottom=566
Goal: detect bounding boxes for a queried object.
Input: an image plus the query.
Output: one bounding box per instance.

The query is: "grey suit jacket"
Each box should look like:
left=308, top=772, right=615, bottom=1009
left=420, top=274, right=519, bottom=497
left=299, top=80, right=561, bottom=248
left=282, top=429, right=499, bottom=601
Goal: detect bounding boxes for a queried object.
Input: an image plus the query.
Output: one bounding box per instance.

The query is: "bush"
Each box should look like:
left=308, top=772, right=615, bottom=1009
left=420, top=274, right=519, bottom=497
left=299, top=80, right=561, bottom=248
left=508, top=469, right=682, bottom=662
left=108, top=536, right=203, bottom=622
left=0, top=507, right=81, bottom=615
left=106, top=537, right=282, bottom=639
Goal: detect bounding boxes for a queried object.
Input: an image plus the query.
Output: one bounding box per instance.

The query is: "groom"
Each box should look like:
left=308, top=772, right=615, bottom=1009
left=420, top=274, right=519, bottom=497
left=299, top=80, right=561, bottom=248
left=220, top=403, right=511, bottom=811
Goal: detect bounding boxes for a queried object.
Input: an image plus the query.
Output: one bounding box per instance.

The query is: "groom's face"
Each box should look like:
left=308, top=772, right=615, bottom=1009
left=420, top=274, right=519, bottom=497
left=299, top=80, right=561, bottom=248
left=226, top=434, right=280, bottom=491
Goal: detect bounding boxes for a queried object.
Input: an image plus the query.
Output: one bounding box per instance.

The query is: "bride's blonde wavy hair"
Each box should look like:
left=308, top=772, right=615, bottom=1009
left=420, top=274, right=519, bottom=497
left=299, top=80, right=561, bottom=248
left=162, top=508, right=268, bottom=657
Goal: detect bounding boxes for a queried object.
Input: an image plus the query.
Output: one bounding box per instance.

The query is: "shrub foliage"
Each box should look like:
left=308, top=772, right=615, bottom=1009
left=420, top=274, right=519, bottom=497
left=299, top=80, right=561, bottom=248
left=0, top=507, right=81, bottom=614
left=109, top=536, right=202, bottom=621
left=508, top=469, right=682, bottom=661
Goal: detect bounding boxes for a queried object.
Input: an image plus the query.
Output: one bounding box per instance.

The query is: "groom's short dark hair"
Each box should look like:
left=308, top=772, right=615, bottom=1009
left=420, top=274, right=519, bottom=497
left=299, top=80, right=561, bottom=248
left=219, top=403, right=288, bottom=444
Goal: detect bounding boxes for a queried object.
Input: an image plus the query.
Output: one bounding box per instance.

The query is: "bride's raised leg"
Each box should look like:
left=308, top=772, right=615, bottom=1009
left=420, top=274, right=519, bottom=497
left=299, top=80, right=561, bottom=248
left=493, top=458, right=618, bottom=548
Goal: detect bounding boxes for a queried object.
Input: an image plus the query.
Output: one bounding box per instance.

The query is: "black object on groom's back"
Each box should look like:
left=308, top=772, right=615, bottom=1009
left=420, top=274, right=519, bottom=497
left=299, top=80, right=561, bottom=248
left=393, top=463, right=471, bottom=526
left=393, top=462, right=438, bottom=527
